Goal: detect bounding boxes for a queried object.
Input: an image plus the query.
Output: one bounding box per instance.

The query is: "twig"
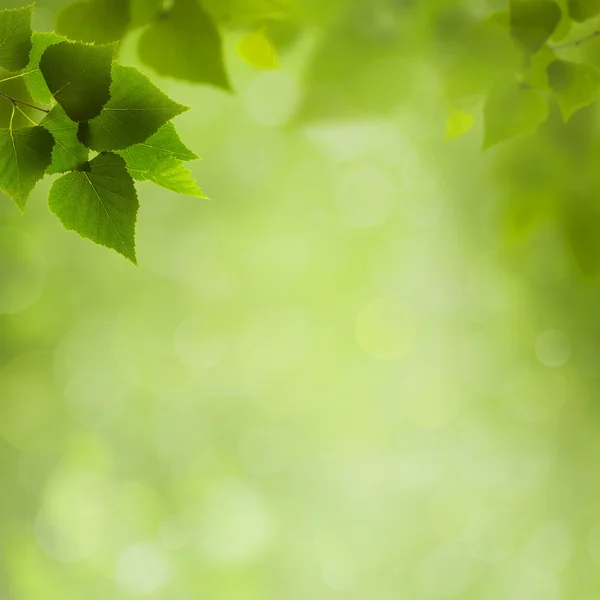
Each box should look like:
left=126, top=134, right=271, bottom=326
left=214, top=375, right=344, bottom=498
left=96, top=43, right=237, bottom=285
left=0, top=91, right=49, bottom=114
left=552, top=30, right=600, bottom=50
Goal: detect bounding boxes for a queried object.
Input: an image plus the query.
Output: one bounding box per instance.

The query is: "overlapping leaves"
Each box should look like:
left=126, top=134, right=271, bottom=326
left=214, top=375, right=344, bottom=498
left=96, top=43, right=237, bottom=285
left=0, top=5, right=203, bottom=264
left=445, top=0, right=600, bottom=147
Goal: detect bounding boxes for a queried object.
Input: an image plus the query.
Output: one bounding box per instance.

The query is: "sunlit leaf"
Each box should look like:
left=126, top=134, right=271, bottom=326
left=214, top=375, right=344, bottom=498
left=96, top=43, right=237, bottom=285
left=40, top=105, right=89, bottom=175
left=445, top=109, right=474, bottom=139
left=238, top=29, right=278, bottom=69
left=0, top=126, right=54, bottom=210
left=0, top=5, right=33, bottom=72
left=80, top=64, right=188, bottom=152
left=23, top=31, right=65, bottom=106
left=48, top=153, right=139, bottom=263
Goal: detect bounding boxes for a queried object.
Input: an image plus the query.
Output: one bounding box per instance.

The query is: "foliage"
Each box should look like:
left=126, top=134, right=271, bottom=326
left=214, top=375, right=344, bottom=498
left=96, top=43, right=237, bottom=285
left=0, top=4, right=204, bottom=263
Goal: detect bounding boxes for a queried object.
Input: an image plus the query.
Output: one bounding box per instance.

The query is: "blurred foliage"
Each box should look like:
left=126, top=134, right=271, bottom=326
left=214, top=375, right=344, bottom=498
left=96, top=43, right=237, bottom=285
left=3, top=1, right=600, bottom=599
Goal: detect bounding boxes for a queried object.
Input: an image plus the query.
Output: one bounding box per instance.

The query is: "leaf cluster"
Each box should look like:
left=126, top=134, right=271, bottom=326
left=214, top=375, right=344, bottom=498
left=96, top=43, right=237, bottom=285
left=55, top=0, right=288, bottom=84
left=0, top=4, right=205, bottom=264
left=445, top=0, right=600, bottom=147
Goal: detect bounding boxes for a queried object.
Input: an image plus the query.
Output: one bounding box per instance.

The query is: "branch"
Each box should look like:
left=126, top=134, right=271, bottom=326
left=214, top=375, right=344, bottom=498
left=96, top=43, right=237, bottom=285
left=552, top=30, right=600, bottom=50
left=0, top=91, right=49, bottom=114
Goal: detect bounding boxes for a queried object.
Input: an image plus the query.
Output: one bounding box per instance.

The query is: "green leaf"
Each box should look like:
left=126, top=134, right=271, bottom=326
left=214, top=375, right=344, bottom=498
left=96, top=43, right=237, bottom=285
left=47, top=152, right=139, bottom=263
left=23, top=31, right=66, bottom=106
left=484, top=84, right=548, bottom=148
left=238, top=29, right=279, bottom=69
left=56, top=0, right=130, bottom=44
left=548, top=60, right=600, bottom=120
left=122, top=152, right=205, bottom=197
left=138, top=0, right=231, bottom=90
left=40, top=105, right=89, bottom=175
left=0, top=126, right=54, bottom=210
left=39, top=40, right=116, bottom=122
left=117, top=122, right=203, bottom=196
left=568, top=0, right=600, bottom=21
left=80, top=63, right=188, bottom=152
left=509, top=0, right=562, bottom=54
left=0, top=5, right=33, bottom=72
left=128, top=122, right=198, bottom=162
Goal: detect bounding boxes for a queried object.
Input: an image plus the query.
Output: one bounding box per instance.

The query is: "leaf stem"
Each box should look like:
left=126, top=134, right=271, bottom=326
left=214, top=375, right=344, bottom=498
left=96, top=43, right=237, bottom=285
left=552, top=30, right=600, bottom=50
left=0, top=91, right=49, bottom=114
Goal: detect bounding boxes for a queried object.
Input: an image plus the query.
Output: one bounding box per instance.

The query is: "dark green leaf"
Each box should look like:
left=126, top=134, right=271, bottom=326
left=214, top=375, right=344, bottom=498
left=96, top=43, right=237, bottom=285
left=548, top=60, right=600, bottom=120
left=484, top=84, right=548, bottom=148
left=509, top=0, right=562, bottom=54
left=39, top=40, right=116, bottom=122
left=56, top=0, right=130, bottom=44
left=0, top=5, right=33, bottom=72
left=47, top=153, right=139, bottom=263
left=81, top=63, right=188, bottom=152
left=40, top=105, right=89, bottom=175
left=568, top=0, right=600, bottom=21
left=23, top=31, right=66, bottom=106
left=0, top=126, right=54, bottom=210
left=138, top=0, right=231, bottom=90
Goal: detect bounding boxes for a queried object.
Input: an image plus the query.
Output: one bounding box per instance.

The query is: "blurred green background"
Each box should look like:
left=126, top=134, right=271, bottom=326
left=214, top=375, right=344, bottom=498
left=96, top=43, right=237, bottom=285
left=2, top=0, right=600, bottom=598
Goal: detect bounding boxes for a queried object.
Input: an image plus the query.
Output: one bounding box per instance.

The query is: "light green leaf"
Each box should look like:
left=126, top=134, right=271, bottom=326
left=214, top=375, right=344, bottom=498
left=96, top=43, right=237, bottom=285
left=39, top=40, right=116, bottom=122
left=238, top=29, right=278, bottom=69
left=0, top=5, right=33, bottom=72
left=56, top=0, right=130, bottom=44
left=48, top=152, right=139, bottom=263
left=23, top=31, right=65, bottom=106
left=40, top=105, right=89, bottom=175
left=138, top=0, right=231, bottom=90
left=548, top=60, right=600, bottom=120
left=445, top=109, right=474, bottom=140
left=122, top=152, right=205, bottom=197
left=509, top=0, right=562, bottom=54
left=568, top=0, right=600, bottom=21
left=484, top=84, right=548, bottom=148
left=0, top=126, right=54, bottom=210
left=128, top=122, right=198, bottom=162
left=81, top=63, right=188, bottom=152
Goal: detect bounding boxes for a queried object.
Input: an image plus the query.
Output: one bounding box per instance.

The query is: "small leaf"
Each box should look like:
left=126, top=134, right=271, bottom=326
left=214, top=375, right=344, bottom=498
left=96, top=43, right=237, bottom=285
left=0, top=5, right=33, bottom=72
left=125, top=122, right=198, bottom=162
left=484, top=84, right=548, bottom=148
left=39, top=40, right=116, bottom=122
left=0, top=126, right=55, bottom=210
left=238, top=29, right=278, bottom=69
left=548, top=59, right=600, bottom=120
left=138, top=0, right=231, bottom=89
left=123, top=153, right=206, bottom=197
left=56, top=0, right=130, bottom=44
left=445, top=108, right=474, bottom=139
left=40, top=105, right=89, bottom=175
left=118, top=122, right=204, bottom=197
left=568, top=0, right=600, bottom=21
left=47, top=152, right=139, bottom=263
left=23, top=32, right=66, bottom=106
left=509, top=0, right=562, bottom=54
left=81, top=64, right=188, bottom=152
